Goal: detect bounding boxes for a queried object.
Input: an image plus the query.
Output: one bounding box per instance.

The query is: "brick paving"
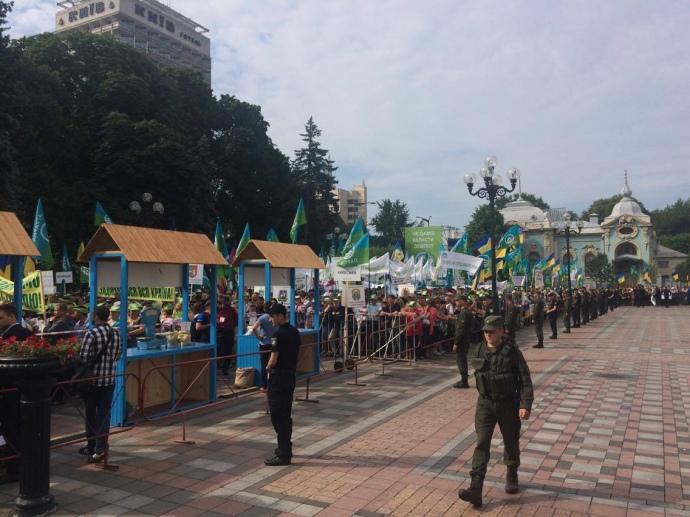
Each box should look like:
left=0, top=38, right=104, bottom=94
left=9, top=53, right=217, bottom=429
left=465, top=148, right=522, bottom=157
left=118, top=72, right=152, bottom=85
left=1, top=305, right=689, bottom=516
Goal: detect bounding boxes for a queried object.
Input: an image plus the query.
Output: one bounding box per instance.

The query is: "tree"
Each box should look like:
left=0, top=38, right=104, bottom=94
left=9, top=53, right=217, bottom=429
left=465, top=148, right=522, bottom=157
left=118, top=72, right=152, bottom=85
left=495, top=193, right=550, bottom=210
left=580, top=195, right=648, bottom=221
left=291, top=117, right=339, bottom=249
left=586, top=253, right=614, bottom=286
left=371, top=199, right=409, bottom=246
left=675, top=258, right=690, bottom=280
left=651, top=198, right=690, bottom=237
left=464, top=205, right=505, bottom=251
left=659, top=233, right=690, bottom=255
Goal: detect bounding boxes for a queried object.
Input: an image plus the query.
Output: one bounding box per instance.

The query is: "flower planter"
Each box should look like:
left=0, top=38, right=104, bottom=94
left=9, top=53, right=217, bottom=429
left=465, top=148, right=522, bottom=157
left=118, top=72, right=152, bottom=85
left=0, top=354, right=62, bottom=516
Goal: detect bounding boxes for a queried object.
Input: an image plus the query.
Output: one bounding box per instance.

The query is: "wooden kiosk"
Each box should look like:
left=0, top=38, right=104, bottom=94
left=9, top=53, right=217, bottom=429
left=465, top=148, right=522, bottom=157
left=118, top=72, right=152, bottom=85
left=0, top=212, right=40, bottom=316
left=233, top=241, right=325, bottom=385
left=79, top=224, right=228, bottom=426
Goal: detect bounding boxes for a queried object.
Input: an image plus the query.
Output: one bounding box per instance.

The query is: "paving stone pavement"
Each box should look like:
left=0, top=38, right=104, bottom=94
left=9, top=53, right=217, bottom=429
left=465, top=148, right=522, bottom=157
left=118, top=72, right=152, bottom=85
left=1, top=305, right=689, bottom=516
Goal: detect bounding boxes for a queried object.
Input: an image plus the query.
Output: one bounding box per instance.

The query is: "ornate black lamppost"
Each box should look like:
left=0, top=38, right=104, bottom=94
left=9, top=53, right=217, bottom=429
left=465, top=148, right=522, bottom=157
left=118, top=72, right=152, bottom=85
left=129, top=192, right=165, bottom=228
left=463, top=157, right=520, bottom=313
left=557, top=213, right=583, bottom=310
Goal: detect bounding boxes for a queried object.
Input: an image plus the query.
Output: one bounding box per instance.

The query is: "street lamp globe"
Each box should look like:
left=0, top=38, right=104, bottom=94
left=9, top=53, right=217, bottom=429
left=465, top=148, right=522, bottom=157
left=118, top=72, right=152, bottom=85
left=463, top=173, right=476, bottom=186
left=152, top=202, right=165, bottom=214
left=479, top=167, right=492, bottom=180
left=142, top=192, right=153, bottom=203
left=486, top=156, right=498, bottom=169
left=564, top=212, right=572, bottom=223
left=129, top=201, right=142, bottom=214
left=492, top=174, right=503, bottom=186
left=507, top=168, right=520, bottom=181
left=334, top=226, right=340, bottom=235
left=577, top=220, right=584, bottom=231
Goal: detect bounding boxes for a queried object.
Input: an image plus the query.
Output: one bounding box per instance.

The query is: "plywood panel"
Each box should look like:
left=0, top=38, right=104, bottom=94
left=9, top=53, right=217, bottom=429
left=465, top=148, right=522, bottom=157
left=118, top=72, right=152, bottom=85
left=175, top=351, right=211, bottom=405
left=296, top=333, right=317, bottom=375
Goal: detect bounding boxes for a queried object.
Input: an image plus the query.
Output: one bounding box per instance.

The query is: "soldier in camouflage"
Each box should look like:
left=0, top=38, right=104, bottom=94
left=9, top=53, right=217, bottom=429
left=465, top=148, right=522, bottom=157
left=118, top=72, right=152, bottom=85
left=453, top=296, right=473, bottom=388
left=458, top=315, right=534, bottom=508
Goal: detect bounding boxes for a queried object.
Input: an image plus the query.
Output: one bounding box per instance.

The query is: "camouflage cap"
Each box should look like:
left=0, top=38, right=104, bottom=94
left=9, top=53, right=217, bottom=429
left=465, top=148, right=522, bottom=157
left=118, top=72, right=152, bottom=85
left=482, top=315, right=504, bottom=331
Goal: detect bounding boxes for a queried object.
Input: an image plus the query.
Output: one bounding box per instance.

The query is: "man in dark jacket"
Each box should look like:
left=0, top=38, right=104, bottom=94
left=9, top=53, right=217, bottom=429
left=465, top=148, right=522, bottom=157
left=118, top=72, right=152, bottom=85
left=452, top=297, right=473, bottom=388
left=532, top=292, right=545, bottom=348
left=458, top=315, right=533, bottom=508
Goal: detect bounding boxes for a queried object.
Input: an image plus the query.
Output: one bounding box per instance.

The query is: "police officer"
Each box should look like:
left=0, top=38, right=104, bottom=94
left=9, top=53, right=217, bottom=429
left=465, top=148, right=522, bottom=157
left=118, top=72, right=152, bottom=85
left=458, top=316, right=533, bottom=508
left=532, top=291, right=545, bottom=348
left=572, top=289, right=581, bottom=328
left=453, top=296, right=473, bottom=388
left=264, top=304, right=301, bottom=466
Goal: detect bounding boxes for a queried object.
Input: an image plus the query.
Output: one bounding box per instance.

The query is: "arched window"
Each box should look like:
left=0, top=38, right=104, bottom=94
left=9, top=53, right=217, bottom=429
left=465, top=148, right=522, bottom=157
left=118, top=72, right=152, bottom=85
left=527, top=252, right=540, bottom=268
left=615, top=242, right=637, bottom=257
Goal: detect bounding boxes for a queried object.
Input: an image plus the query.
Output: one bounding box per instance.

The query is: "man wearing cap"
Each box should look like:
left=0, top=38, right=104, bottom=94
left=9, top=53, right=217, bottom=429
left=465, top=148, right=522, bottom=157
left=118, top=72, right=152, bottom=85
left=459, top=315, right=533, bottom=508
left=264, top=304, right=301, bottom=466
left=452, top=296, right=473, bottom=388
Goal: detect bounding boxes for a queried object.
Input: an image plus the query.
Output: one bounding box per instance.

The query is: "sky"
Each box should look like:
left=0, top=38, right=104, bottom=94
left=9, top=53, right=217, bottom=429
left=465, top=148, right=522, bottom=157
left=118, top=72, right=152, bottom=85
left=8, top=0, right=690, bottom=228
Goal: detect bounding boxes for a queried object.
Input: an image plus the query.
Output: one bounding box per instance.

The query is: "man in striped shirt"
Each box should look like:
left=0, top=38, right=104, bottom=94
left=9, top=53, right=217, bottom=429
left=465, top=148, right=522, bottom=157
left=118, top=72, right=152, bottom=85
left=79, top=305, right=121, bottom=463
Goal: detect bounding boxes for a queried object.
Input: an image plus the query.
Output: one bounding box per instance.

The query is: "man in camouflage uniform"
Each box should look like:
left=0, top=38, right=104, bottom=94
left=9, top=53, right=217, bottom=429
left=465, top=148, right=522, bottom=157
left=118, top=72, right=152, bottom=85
left=503, top=295, right=520, bottom=342
left=532, top=291, right=545, bottom=348
left=453, top=296, right=473, bottom=388
left=458, top=315, right=534, bottom=508
left=562, top=290, right=571, bottom=334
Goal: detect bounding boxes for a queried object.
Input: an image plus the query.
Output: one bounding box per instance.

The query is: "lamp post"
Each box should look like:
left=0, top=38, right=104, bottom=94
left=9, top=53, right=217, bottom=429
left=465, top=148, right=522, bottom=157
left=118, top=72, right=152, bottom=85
left=558, top=213, right=583, bottom=304
left=463, top=157, right=520, bottom=314
left=129, top=192, right=165, bottom=228
left=414, top=216, right=432, bottom=227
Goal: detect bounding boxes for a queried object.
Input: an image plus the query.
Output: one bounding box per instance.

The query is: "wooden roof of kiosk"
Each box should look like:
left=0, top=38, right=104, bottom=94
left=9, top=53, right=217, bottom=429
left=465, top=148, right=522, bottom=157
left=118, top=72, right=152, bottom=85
left=78, top=224, right=228, bottom=265
left=232, top=240, right=326, bottom=269
left=0, top=211, right=40, bottom=256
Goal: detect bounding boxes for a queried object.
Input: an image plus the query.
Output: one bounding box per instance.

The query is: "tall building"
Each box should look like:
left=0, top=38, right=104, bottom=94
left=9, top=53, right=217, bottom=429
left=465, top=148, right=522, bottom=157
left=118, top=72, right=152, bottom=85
left=334, top=181, right=368, bottom=226
left=499, top=174, right=687, bottom=287
left=55, top=0, right=211, bottom=84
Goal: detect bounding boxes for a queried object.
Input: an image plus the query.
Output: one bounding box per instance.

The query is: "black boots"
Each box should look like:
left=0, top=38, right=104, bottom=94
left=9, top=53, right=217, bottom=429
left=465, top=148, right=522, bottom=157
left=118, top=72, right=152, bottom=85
left=453, top=377, right=469, bottom=389
left=505, top=466, right=519, bottom=494
left=458, top=475, right=483, bottom=507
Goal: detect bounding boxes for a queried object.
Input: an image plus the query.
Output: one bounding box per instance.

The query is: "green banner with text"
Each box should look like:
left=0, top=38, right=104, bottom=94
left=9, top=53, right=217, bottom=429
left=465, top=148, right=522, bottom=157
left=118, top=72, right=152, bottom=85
left=404, top=226, right=444, bottom=261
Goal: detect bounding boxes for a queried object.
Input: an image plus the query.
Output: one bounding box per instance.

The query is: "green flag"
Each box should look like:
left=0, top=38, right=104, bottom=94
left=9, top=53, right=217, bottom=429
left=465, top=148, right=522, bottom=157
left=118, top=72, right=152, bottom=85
left=214, top=218, right=233, bottom=278
left=31, top=198, right=54, bottom=269
left=290, top=198, right=307, bottom=244
left=77, top=241, right=89, bottom=284
left=497, top=224, right=522, bottom=249
left=451, top=233, right=470, bottom=254
left=337, top=233, right=369, bottom=268
left=94, top=201, right=112, bottom=226
left=341, top=218, right=365, bottom=257
left=236, top=223, right=251, bottom=256
left=266, top=228, right=280, bottom=242
left=61, top=243, right=71, bottom=271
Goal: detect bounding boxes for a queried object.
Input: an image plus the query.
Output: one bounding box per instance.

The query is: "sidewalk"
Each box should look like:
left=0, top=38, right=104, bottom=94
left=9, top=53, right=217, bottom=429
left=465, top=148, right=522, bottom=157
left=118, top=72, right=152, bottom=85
left=1, top=306, right=689, bottom=516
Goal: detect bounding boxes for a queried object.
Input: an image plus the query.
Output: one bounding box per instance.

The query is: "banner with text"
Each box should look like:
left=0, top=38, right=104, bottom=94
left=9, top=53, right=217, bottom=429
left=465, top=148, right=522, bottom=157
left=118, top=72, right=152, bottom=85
left=0, top=271, right=45, bottom=312
left=97, top=286, right=176, bottom=302
left=404, top=226, right=444, bottom=261
left=438, top=251, right=483, bottom=275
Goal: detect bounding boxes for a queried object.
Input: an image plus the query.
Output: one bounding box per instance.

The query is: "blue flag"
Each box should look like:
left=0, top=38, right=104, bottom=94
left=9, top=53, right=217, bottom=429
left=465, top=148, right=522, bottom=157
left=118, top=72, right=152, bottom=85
left=31, top=198, right=54, bottom=269
left=94, top=201, right=113, bottom=226
left=61, top=244, right=71, bottom=271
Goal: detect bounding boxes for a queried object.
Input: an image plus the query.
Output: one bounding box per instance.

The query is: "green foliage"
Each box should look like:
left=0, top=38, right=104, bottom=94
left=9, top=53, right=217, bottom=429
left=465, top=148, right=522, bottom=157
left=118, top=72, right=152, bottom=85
left=291, top=117, right=339, bottom=249
left=464, top=204, right=504, bottom=250
left=0, top=31, right=331, bottom=255
left=586, top=253, right=613, bottom=286
left=495, top=193, right=550, bottom=210
left=659, top=233, right=690, bottom=255
left=370, top=199, right=410, bottom=246
left=650, top=198, right=690, bottom=237
left=579, top=195, right=648, bottom=221
left=676, top=258, right=690, bottom=279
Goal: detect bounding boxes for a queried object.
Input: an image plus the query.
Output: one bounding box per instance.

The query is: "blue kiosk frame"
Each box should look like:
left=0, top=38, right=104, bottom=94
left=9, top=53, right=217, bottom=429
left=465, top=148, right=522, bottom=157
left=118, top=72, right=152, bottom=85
left=79, top=224, right=228, bottom=426
left=0, top=212, right=40, bottom=320
left=232, top=241, right=325, bottom=386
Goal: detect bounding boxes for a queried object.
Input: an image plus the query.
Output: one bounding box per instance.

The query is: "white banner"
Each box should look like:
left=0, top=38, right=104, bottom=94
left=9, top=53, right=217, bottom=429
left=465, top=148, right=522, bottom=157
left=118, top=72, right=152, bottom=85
left=342, top=285, right=366, bottom=309
left=365, top=253, right=390, bottom=275
left=55, top=271, right=73, bottom=284
left=534, top=269, right=544, bottom=288
left=188, top=264, right=204, bottom=285
left=331, top=257, right=361, bottom=281
left=512, top=275, right=525, bottom=287
left=439, top=251, right=484, bottom=275
left=390, top=258, right=413, bottom=279
left=397, top=284, right=415, bottom=297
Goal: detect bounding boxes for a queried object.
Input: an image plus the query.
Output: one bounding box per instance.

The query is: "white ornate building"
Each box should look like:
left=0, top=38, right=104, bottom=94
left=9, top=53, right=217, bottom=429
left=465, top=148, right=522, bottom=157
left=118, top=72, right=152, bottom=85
left=499, top=174, right=686, bottom=286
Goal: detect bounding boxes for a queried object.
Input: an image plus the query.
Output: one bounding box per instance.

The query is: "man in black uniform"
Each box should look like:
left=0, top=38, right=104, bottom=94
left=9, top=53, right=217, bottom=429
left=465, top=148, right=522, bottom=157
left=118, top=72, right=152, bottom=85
left=572, top=289, right=581, bottom=328
left=458, top=316, right=533, bottom=508
left=264, top=304, right=301, bottom=466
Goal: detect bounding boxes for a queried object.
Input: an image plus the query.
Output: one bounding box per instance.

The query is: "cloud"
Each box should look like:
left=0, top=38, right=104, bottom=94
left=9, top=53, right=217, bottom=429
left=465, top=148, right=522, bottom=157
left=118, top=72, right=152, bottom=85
left=8, top=0, right=690, bottom=227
